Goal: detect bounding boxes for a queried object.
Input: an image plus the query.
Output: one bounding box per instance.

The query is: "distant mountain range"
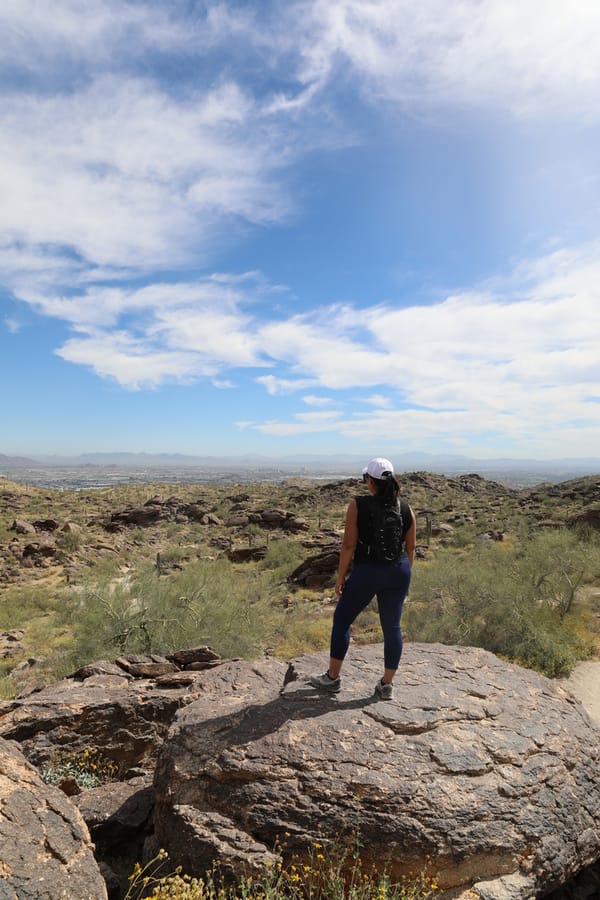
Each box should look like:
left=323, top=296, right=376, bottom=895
left=2, top=451, right=600, bottom=487
left=0, top=453, right=40, bottom=467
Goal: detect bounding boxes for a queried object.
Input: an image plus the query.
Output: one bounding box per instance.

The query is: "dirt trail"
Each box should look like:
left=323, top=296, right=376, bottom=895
left=557, top=661, right=600, bottom=726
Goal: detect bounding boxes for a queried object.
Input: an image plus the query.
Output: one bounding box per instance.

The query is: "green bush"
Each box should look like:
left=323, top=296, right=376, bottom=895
left=404, top=530, right=600, bottom=677
left=42, top=746, right=119, bottom=789
left=68, top=558, right=284, bottom=667
left=262, top=539, right=305, bottom=573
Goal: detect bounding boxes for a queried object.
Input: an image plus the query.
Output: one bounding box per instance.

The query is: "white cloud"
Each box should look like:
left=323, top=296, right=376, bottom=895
left=248, top=243, right=600, bottom=454
left=364, top=394, right=392, bottom=408
left=27, top=274, right=277, bottom=387
left=301, top=0, right=600, bottom=121
left=5, top=0, right=599, bottom=327
left=0, top=76, right=292, bottom=272
left=0, top=1, right=221, bottom=71
left=2, top=1, right=600, bottom=459
left=9, top=1, right=599, bottom=126
left=9, top=242, right=600, bottom=430
left=302, top=395, right=335, bottom=406
left=3, top=317, right=20, bottom=334
left=57, top=331, right=204, bottom=390
left=256, top=375, right=317, bottom=395
left=258, top=316, right=404, bottom=389
left=252, top=409, right=343, bottom=435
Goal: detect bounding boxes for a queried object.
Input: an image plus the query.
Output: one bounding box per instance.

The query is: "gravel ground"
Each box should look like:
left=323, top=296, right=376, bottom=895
left=557, top=660, right=600, bottom=726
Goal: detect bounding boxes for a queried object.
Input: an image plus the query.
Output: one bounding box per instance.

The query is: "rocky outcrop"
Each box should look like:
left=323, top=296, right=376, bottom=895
left=568, top=508, right=600, bottom=531
left=152, top=644, right=600, bottom=899
left=2, top=642, right=600, bottom=898
left=0, top=649, right=226, bottom=773
left=288, top=543, right=339, bottom=588
left=11, top=517, right=36, bottom=534
left=0, top=628, right=25, bottom=660
left=74, top=776, right=155, bottom=898
left=227, top=546, right=268, bottom=562
left=0, top=735, right=107, bottom=898
left=103, top=498, right=309, bottom=533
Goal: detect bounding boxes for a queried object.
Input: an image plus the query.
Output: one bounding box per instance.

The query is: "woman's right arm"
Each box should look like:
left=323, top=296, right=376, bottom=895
left=336, top=499, right=358, bottom=596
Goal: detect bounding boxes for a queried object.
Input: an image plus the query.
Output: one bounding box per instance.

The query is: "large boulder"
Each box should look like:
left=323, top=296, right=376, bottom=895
left=152, top=644, right=600, bottom=899
left=74, top=776, right=155, bottom=898
left=0, top=736, right=107, bottom=898
left=568, top=508, right=600, bottom=531
left=0, top=666, right=203, bottom=773
left=288, top=544, right=339, bottom=588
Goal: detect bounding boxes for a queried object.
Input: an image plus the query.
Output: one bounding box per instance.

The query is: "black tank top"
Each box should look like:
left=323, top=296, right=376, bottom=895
left=354, top=494, right=411, bottom=564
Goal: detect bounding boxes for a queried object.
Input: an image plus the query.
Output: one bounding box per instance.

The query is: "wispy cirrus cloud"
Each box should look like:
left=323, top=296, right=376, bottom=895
left=0, top=77, right=294, bottom=273
left=2, top=2, right=600, bottom=459
left=300, top=0, right=600, bottom=121
left=248, top=243, right=600, bottom=455
left=3, top=0, right=599, bottom=296
left=11, top=241, right=596, bottom=460
left=3, top=317, right=20, bottom=334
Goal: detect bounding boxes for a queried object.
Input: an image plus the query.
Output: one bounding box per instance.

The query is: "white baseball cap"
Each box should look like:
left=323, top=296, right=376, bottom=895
left=362, top=457, right=394, bottom=480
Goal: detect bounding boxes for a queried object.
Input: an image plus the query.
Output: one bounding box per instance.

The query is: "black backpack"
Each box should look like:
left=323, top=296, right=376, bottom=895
left=368, top=499, right=407, bottom=562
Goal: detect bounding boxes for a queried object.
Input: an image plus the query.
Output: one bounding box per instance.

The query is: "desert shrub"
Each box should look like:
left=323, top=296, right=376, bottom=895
left=68, top=558, right=283, bottom=666
left=155, top=545, right=192, bottom=572
left=0, top=582, right=66, bottom=628
left=125, top=841, right=440, bottom=900
left=405, top=531, right=598, bottom=677
left=262, top=539, right=306, bottom=573
left=56, top=530, right=82, bottom=553
left=42, top=746, right=119, bottom=789
left=273, top=604, right=333, bottom=658
left=514, top=529, right=599, bottom=619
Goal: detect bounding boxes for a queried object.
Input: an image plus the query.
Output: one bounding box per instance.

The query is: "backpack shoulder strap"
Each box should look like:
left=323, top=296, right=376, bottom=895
left=399, top=499, right=411, bottom=538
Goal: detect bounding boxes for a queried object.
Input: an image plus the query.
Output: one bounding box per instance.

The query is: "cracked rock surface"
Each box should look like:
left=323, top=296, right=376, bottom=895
left=153, top=643, right=600, bottom=899
left=0, top=736, right=107, bottom=898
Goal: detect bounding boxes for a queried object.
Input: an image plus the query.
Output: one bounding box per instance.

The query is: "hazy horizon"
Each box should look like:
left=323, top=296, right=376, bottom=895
left=2, top=449, right=599, bottom=492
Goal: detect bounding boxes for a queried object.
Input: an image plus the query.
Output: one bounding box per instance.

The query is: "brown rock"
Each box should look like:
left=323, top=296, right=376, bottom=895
left=32, top=518, right=60, bottom=532
left=168, top=646, right=221, bottom=668
left=288, top=544, right=339, bottom=588
left=71, top=660, right=133, bottom=681
left=62, top=521, right=82, bottom=533
left=0, top=735, right=107, bottom=898
left=227, top=546, right=267, bottom=562
left=115, top=655, right=179, bottom=678
left=75, top=776, right=154, bottom=843
left=0, top=670, right=195, bottom=773
left=152, top=646, right=600, bottom=899
left=568, top=508, right=600, bottom=531
left=110, top=506, right=168, bottom=527
left=57, top=775, right=81, bottom=796
left=22, top=540, right=57, bottom=560
left=225, top=515, right=250, bottom=527
left=11, top=518, right=36, bottom=534
left=75, top=777, right=154, bottom=899
left=155, top=671, right=205, bottom=687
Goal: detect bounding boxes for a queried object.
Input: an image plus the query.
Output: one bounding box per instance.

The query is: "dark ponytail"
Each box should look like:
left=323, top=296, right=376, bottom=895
left=371, top=472, right=400, bottom=507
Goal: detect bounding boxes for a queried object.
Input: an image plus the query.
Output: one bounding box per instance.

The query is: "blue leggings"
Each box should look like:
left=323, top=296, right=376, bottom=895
left=330, top=557, right=411, bottom=670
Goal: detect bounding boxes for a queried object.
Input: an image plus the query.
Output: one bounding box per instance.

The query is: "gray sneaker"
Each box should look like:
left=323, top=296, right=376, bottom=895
left=308, top=672, right=341, bottom=693
left=374, top=679, right=393, bottom=700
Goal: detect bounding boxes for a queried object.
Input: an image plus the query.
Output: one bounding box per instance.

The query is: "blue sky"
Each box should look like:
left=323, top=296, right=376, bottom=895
left=2, top=0, right=600, bottom=461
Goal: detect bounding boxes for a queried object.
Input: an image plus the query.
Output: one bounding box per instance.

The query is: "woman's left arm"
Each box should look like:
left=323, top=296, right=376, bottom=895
left=404, top=506, right=417, bottom=567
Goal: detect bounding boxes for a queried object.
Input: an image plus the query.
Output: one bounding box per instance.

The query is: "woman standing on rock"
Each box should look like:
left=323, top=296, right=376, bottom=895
left=309, top=457, right=416, bottom=700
